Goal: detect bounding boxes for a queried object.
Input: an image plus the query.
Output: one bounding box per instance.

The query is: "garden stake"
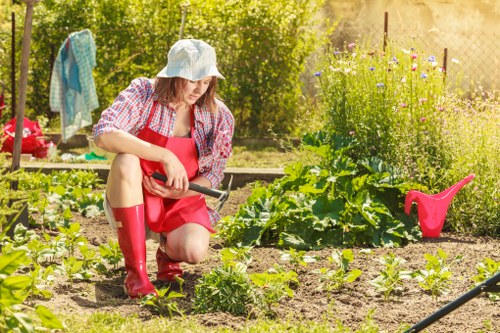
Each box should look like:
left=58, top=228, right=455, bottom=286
left=152, top=172, right=233, bottom=212
left=404, top=271, right=500, bottom=333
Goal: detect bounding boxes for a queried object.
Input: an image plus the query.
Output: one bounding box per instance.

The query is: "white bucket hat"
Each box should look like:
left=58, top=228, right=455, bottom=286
left=157, top=39, right=225, bottom=81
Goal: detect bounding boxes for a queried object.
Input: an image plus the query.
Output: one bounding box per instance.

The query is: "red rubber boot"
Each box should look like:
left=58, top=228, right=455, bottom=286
left=113, top=205, right=157, bottom=298
left=156, top=247, right=183, bottom=282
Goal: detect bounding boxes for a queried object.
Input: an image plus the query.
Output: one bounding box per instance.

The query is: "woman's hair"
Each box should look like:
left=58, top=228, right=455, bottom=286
left=154, top=77, right=219, bottom=113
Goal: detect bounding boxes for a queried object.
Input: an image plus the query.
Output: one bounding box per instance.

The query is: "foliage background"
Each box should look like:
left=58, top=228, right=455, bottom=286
left=0, top=0, right=327, bottom=137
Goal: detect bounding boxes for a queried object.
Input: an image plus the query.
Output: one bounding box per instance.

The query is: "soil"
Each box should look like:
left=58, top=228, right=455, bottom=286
left=39, top=184, right=499, bottom=333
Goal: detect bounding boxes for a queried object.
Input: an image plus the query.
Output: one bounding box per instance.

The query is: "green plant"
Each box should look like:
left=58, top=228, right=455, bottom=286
left=249, top=270, right=298, bottom=317
left=0, top=250, right=64, bottom=332
left=218, top=133, right=424, bottom=249
left=471, top=258, right=500, bottom=301
left=98, top=240, right=123, bottom=273
left=280, top=248, right=318, bottom=272
left=414, top=248, right=461, bottom=300
left=25, top=263, right=55, bottom=302
left=57, top=222, right=88, bottom=257
left=316, top=249, right=362, bottom=294
left=220, top=246, right=253, bottom=266
left=79, top=244, right=103, bottom=272
left=56, top=256, right=93, bottom=286
left=369, top=253, right=413, bottom=301
left=140, top=278, right=185, bottom=317
left=315, top=39, right=499, bottom=237
left=193, top=262, right=257, bottom=316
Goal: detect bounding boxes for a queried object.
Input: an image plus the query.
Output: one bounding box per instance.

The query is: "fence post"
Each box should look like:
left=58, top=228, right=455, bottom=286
left=442, top=47, right=448, bottom=83
left=383, top=11, right=388, bottom=52
left=11, top=10, right=16, bottom=118
left=8, top=0, right=39, bottom=236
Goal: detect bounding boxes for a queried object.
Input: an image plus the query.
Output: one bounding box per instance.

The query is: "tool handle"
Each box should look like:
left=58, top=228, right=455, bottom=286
left=151, top=172, right=224, bottom=199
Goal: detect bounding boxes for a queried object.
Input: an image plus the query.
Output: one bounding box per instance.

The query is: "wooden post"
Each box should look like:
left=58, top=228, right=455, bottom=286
left=11, top=0, right=39, bottom=175
left=11, top=11, right=16, bottom=118
left=8, top=0, right=39, bottom=235
left=179, top=3, right=188, bottom=40
left=442, top=47, right=448, bottom=83
left=383, top=11, right=388, bottom=52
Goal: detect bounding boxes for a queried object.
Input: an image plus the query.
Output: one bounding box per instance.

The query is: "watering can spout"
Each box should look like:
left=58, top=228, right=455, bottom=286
left=404, top=174, right=475, bottom=238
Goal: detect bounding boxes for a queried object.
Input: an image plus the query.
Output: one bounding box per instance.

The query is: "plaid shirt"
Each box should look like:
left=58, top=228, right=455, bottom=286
left=93, top=78, right=234, bottom=224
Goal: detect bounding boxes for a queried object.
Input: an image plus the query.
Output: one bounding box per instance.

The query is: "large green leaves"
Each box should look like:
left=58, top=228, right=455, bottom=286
left=218, top=133, right=423, bottom=249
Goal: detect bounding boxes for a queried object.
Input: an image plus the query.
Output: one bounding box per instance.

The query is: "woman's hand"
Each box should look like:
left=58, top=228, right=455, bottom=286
left=161, top=150, right=189, bottom=191
left=143, top=175, right=185, bottom=199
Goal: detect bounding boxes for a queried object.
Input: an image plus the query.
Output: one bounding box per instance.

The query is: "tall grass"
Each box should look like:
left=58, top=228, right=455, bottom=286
left=315, top=40, right=499, bottom=236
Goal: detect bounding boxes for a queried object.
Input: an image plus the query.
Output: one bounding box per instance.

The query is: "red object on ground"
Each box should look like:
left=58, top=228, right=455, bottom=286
left=1, top=117, right=48, bottom=158
left=404, top=174, right=475, bottom=238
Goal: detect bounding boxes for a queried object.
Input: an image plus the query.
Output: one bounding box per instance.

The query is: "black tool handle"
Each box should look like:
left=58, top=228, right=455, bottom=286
left=151, top=172, right=224, bottom=199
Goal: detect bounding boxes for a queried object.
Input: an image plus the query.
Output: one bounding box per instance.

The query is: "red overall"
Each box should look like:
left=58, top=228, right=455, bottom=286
left=137, top=102, right=214, bottom=234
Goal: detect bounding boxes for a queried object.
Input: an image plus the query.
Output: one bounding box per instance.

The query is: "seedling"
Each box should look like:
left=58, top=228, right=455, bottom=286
left=471, top=258, right=500, bottom=301
left=280, top=248, right=318, bottom=272
left=414, top=248, right=461, bottom=300
left=140, top=277, right=186, bottom=317
left=316, top=249, right=362, bottom=295
left=369, top=253, right=412, bottom=301
left=56, top=256, right=93, bottom=286
left=98, top=240, right=123, bottom=273
left=220, top=246, right=253, bottom=266
left=57, top=222, right=87, bottom=257
left=25, top=263, right=55, bottom=302
left=250, top=270, right=298, bottom=317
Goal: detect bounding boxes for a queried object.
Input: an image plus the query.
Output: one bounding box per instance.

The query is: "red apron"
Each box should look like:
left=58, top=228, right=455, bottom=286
left=137, top=102, right=214, bottom=233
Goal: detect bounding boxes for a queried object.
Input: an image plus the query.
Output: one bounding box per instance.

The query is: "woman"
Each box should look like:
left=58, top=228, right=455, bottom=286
left=93, top=39, right=234, bottom=299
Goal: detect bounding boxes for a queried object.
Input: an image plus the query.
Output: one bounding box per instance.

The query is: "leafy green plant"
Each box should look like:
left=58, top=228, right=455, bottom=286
left=79, top=244, right=103, bottom=272
left=25, top=263, right=55, bottom=301
left=98, top=240, right=123, bottom=273
left=471, top=258, right=499, bottom=301
left=56, top=256, right=94, bottom=286
left=280, top=248, right=318, bottom=273
left=193, top=262, right=257, bottom=316
left=369, top=253, right=413, bottom=301
left=316, top=249, right=362, bottom=294
left=0, top=250, right=64, bottom=332
left=140, top=278, right=185, bottom=317
left=414, top=248, right=461, bottom=300
left=220, top=246, right=253, bottom=266
left=57, top=222, right=87, bottom=257
left=218, top=133, right=424, bottom=249
left=249, top=270, right=298, bottom=317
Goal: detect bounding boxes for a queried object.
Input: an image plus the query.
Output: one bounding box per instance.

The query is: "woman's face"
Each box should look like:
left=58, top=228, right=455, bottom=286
left=181, top=76, right=212, bottom=105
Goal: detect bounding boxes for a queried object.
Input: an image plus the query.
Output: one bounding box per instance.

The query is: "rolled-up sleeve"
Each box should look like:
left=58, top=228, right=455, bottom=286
left=92, top=78, right=153, bottom=138
left=199, top=101, right=235, bottom=188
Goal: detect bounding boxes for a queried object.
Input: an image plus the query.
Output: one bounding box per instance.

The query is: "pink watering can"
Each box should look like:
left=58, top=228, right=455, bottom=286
left=404, top=174, right=475, bottom=238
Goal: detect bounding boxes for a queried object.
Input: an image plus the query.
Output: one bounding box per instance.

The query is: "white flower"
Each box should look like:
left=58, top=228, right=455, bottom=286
left=451, top=58, right=460, bottom=64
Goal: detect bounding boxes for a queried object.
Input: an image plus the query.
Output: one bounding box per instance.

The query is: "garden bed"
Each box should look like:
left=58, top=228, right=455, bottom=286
left=38, top=184, right=499, bottom=332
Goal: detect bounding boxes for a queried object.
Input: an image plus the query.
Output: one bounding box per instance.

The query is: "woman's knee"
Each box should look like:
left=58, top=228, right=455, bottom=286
left=167, top=234, right=209, bottom=264
left=180, top=241, right=209, bottom=264
left=110, top=154, right=141, bottom=179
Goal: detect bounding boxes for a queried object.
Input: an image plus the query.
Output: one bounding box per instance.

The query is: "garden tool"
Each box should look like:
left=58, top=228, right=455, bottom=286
left=404, top=174, right=474, bottom=238
left=152, top=171, right=233, bottom=212
left=111, top=204, right=157, bottom=298
left=404, top=271, right=500, bottom=332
